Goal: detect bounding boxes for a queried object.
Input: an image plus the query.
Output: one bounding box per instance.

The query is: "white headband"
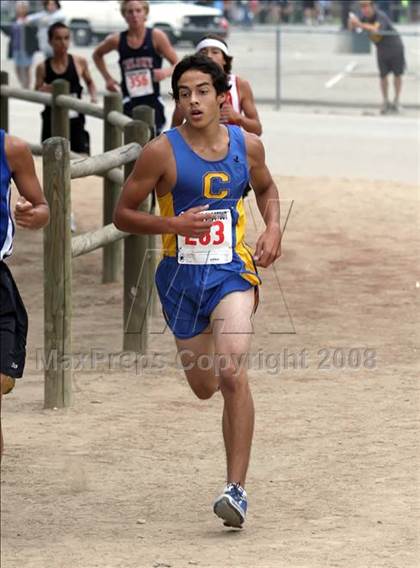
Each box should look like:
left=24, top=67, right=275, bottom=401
left=195, top=38, right=229, bottom=56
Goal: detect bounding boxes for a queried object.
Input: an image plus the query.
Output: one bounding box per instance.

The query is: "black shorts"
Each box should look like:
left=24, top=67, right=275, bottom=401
left=41, top=110, right=91, bottom=154
left=0, top=261, right=28, bottom=379
left=377, top=50, right=406, bottom=78
left=123, top=98, right=166, bottom=135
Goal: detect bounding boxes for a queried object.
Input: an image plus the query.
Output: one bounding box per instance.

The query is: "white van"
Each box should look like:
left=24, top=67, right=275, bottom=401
left=60, top=1, right=228, bottom=46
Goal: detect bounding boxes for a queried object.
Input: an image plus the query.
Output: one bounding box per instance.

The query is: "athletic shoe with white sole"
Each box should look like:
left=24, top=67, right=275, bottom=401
left=213, top=483, right=247, bottom=528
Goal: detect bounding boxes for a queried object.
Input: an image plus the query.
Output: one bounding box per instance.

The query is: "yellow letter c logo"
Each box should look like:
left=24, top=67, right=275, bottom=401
left=203, top=172, right=230, bottom=199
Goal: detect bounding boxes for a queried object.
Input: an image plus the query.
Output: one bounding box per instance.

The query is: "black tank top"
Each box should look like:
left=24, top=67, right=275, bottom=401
left=41, top=54, right=89, bottom=153
left=118, top=28, right=162, bottom=108
left=44, top=54, right=82, bottom=98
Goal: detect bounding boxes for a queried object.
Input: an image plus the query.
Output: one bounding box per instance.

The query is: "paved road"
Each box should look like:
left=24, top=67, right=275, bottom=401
left=7, top=96, right=418, bottom=185
left=261, top=107, right=419, bottom=185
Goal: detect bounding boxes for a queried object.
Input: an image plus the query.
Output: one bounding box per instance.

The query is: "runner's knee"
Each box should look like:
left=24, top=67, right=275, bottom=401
left=191, top=383, right=219, bottom=400
left=0, top=374, right=16, bottom=395
left=219, top=364, right=247, bottom=393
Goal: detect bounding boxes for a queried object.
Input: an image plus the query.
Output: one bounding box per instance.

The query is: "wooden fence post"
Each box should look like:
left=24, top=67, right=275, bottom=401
left=103, top=93, right=123, bottom=283
left=132, top=105, right=155, bottom=141
left=43, top=137, right=72, bottom=408
left=0, top=71, right=9, bottom=132
left=123, top=120, right=150, bottom=353
left=132, top=105, right=158, bottom=316
left=51, top=79, right=69, bottom=139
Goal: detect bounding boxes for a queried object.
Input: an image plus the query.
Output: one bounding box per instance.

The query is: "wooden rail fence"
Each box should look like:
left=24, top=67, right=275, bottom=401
left=0, top=71, right=158, bottom=409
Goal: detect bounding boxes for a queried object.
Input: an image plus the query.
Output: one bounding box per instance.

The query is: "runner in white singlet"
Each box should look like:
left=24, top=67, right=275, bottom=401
left=195, top=34, right=262, bottom=136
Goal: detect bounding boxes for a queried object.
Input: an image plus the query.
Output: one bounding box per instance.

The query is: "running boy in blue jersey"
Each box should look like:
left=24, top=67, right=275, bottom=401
left=0, top=131, right=49, bottom=459
left=114, top=54, right=281, bottom=528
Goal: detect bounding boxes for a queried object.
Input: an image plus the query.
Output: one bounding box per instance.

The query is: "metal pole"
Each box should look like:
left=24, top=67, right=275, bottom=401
left=275, top=26, right=281, bottom=110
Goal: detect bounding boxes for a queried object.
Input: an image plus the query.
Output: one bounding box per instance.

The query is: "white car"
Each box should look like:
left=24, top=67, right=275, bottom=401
left=60, top=0, right=228, bottom=46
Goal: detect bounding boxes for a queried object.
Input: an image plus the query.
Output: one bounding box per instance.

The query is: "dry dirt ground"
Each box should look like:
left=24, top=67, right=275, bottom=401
left=1, top=166, right=419, bottom=568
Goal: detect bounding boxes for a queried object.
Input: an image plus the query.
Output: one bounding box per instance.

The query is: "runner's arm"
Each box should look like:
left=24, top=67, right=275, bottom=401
left=152, top=28, right=178, bottom=82
left=237, top=78, right=262, bottom=136
left=6, top=136, right=49, bottom=229
left=114, top=139, right=212, bottom=237
left=78, top=56, right=98, bottom=103
left=92, top=34, right=120, bottom=92
left=34, top=62, right=50, bottom=92
left=246, top=135, right=281, bottom=267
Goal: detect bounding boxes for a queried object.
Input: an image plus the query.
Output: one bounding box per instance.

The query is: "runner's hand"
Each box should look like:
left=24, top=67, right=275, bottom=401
left=220, top=102, right=240, bottom=125
left=153, top=68, right=167, bottom=82
left=254, top=224, right=282, bottom=267
left=106, top=78, right=120, bottom=93
left=39, top=83, right=52, bottom=93
left=14, top=197, right=37, bottom=229
left=173, top=205, right=213, bottom=237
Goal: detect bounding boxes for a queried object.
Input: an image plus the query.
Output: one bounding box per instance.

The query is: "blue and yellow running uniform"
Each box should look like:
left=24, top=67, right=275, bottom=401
left=155, top=124, right=260, bottom=339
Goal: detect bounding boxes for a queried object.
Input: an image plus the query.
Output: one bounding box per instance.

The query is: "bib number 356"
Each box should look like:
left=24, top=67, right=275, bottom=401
left=125, top=69, right=154, bottom=97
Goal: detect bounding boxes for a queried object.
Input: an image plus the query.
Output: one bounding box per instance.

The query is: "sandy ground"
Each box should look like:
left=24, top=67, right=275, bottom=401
left=1, top=166, right=419, bottom=568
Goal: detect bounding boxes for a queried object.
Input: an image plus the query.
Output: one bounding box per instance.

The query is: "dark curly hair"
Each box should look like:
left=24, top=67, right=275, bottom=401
left=195, top=34, right=233, bottom=75
left=171, top=54, right=230, bottom=102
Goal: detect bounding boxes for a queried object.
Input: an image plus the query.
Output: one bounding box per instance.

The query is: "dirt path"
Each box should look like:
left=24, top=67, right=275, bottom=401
left=1, top=170, right=418, bottom=568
